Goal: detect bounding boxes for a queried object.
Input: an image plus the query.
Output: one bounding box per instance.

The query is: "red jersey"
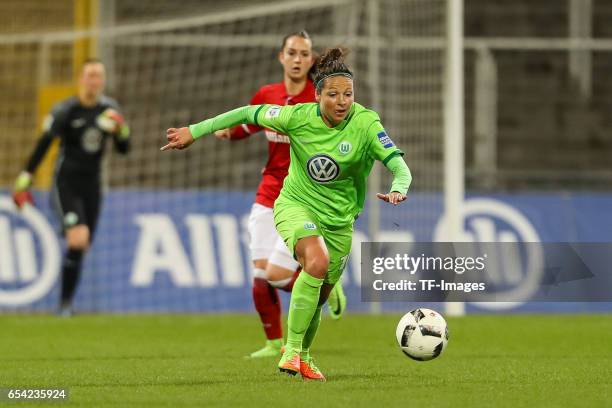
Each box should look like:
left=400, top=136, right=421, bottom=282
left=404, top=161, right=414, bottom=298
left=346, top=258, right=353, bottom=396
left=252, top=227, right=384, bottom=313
left=231, top=80, right=316, bottom=208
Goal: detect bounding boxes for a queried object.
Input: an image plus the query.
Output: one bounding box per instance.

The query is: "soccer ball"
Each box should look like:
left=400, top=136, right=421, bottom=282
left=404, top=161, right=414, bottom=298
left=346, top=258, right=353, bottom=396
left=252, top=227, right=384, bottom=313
left=395, top=308, right=449, bottom=361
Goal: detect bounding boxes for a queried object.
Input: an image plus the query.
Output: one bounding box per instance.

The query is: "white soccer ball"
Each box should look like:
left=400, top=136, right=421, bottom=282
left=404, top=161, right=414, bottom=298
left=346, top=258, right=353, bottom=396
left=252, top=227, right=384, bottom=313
left=395, top=308, right=449, bottom=361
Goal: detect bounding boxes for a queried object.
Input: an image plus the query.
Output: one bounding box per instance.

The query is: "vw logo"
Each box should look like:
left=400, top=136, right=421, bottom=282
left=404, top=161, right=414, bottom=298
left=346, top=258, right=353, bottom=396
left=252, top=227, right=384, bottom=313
left=307, top=154, right=339, bottom=183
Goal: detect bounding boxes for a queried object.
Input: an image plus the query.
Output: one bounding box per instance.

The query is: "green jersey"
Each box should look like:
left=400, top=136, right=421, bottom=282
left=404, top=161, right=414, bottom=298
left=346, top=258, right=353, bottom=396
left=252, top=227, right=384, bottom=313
left=255, top=102, right=403, bottom=226
left=189, top=102, right=408, bottom=227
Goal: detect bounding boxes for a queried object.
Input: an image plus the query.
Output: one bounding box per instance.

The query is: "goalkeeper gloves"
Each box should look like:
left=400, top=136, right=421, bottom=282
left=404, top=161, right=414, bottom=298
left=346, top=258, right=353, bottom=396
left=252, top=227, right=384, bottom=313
left=97, top=109, right=130, bottom=139
left=12, top=171, right=34, bottom=209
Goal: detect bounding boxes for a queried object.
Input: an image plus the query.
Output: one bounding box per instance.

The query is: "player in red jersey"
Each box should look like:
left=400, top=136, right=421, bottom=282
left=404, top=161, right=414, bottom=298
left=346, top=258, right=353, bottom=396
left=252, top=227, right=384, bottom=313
left=215, top=31, right=346, bottom=358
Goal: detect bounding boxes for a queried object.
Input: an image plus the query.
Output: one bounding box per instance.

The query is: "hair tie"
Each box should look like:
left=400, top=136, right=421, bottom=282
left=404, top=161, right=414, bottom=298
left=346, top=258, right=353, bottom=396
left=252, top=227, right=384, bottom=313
left=315, top=73, right=353, bottom=91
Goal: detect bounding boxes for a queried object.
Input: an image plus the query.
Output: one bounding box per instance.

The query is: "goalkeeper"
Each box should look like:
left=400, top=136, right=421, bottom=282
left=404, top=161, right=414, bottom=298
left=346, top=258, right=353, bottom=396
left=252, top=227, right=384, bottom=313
left=12, top=59, right=130, bottom=316
left=161, top=47, right=411, bottom=381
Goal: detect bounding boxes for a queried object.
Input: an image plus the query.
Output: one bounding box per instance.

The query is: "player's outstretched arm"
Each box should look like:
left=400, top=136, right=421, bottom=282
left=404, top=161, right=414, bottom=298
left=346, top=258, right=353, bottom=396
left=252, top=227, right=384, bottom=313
left=376, top=155, right=412, bottom=206
left=161, top=104, right=291, bottom=151
left=161, top=105, right=256, bottom=151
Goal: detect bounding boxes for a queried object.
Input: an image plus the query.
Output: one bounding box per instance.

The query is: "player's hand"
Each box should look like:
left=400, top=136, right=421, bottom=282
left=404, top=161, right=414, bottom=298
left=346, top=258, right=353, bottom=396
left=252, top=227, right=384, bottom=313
left=104, top=109, right=125, bottom=127
left=161, top=127, right=195, bottom=151
left=12, top=191, right=34, bottom=209
left=98, top=109, right=128, bottom=137
left=214, top=129, right=232, bottom=140
left=12, top=171, right=34, bottom=209
left=376, top=191, right=406, bottom=205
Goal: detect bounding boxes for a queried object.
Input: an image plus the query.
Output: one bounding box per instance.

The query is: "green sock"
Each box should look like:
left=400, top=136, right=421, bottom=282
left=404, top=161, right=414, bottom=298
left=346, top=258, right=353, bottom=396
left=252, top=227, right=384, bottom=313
left=286, top=272, right=323, bottom=352
left=301, top=304, right=322, bottom=359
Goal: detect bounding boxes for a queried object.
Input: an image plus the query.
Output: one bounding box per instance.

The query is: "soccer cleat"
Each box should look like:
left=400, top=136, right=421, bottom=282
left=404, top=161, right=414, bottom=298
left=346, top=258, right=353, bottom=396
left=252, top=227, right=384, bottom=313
left=277, top=348, right=301, bottom=376
left=249, top=339, right=283, bottom=358
left=327, top=282, right=346, bottom=320
left=300, top=356, right=326, bottom=381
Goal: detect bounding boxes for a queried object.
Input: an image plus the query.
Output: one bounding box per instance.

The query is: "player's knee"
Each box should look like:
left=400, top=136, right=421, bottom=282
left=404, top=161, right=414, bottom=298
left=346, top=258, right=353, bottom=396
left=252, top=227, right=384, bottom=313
left=253, top=259, right=268, bottom=271
left=266, top=264, right=294, bottom=286
left=303, top=252, right=329, bottom=279
left=295, top=236, right=329, bottom=279
left=66, top=225, right=90, bottom=251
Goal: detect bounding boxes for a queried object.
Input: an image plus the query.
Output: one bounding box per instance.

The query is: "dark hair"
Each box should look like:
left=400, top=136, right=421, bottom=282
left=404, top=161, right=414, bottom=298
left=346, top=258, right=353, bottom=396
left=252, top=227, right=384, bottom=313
left=280, top=30, right=312, bottom=51
left=308, top=50, right=320, bottom=81
left=313, top=47, right=353, bottom=92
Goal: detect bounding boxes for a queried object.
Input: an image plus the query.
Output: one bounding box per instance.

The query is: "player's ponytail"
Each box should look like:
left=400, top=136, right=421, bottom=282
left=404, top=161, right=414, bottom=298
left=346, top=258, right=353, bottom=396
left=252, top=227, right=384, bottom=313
left=313, top=47, right=354, bottom=92
left=308, top=50, right=320, bottom=81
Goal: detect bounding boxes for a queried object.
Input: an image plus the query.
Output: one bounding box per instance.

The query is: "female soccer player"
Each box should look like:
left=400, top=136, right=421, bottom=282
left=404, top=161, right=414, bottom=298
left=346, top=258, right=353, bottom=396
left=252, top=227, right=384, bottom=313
left=214, top=31, right=346, bottom=358
left=12, top=59, right=130, bottom=316
left=161, top=48, right=411, bottom=381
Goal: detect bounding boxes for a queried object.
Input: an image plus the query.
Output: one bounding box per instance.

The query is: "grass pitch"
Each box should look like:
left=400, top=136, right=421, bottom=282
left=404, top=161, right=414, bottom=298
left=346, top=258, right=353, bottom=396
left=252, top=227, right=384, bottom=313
left=1, top=313, right=611, bottom=407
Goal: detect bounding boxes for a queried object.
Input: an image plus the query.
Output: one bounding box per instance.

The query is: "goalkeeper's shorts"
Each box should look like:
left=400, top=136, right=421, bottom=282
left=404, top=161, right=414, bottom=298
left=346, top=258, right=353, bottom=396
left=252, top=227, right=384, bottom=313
left=51, top=175, right=101, bottom=234
left=273, top=195, right=352, bottom=285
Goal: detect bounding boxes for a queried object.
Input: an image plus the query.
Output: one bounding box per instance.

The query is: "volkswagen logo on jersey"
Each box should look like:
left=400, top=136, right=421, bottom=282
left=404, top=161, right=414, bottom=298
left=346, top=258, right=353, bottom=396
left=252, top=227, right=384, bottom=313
left=307, top=154, right=339, bottom=183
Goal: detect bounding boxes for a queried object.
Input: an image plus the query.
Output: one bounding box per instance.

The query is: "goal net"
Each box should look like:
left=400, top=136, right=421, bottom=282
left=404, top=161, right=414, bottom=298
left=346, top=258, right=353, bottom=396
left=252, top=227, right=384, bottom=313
left=0, top=0, right=450, bottom=312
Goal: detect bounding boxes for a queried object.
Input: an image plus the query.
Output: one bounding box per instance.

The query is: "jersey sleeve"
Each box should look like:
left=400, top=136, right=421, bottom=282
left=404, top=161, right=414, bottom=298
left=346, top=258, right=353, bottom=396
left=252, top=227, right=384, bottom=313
left=366, top=117, right=404, bottom=166
left=386, top=155, right=412, bottom=195
left=189, top=104, right=296, bottom=139
left=252, top=104, right=295, bottom=136
left=25, top=102, right=69, bottom=173
left=229, top=90, right=264, bottom=140
left=45, top=102, right=69, bottom=138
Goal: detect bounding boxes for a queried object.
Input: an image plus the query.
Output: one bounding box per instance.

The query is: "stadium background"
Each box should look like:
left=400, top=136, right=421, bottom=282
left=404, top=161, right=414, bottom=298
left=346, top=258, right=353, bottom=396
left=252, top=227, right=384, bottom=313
left=1, top=0, right=611, bottom=314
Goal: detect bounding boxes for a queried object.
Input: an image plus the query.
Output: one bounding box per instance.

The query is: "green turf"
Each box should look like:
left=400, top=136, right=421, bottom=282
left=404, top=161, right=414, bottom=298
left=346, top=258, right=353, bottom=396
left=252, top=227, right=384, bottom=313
left=1, top=314, right=611, bottom=407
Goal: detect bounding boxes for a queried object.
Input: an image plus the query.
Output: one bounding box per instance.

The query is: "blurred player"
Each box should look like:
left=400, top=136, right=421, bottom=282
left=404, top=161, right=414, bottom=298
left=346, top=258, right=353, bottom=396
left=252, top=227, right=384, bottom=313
left=214, top=31, right=346, bottom=358
left=162, top=47, right=412, bottom=381
left=12, top=58, right=130, bottom=316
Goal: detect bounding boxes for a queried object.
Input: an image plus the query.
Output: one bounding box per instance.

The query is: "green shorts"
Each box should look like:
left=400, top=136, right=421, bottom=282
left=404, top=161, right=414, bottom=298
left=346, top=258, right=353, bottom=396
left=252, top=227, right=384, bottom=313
left=274, top=196, right=353, bottom=285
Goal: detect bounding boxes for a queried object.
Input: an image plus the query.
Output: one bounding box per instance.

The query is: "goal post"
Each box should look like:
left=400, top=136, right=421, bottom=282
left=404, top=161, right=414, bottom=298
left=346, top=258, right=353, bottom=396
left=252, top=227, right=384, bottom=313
left=443, top=0, right=466, bottom=317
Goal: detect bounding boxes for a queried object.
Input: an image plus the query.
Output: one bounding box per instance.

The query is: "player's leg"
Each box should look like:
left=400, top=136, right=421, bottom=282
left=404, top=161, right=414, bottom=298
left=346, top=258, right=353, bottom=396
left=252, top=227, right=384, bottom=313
left=267, top=237, right=300, bottom=292
left=326, top=280, right=347, bottom=320
left=268, top=236, right=344, bottom=319
left=52, top=180, right=90, bottom=316
left=299, top=224, right=352, bottom=381
left=296, top=283, right=329, bottom=381
left=274, top=201, right=326, bottom=375
left=71, top=182, right=104, bottom=311
left=278, top=235, right=328, bottom=375
left=247, top=203, right=283, bottom=358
